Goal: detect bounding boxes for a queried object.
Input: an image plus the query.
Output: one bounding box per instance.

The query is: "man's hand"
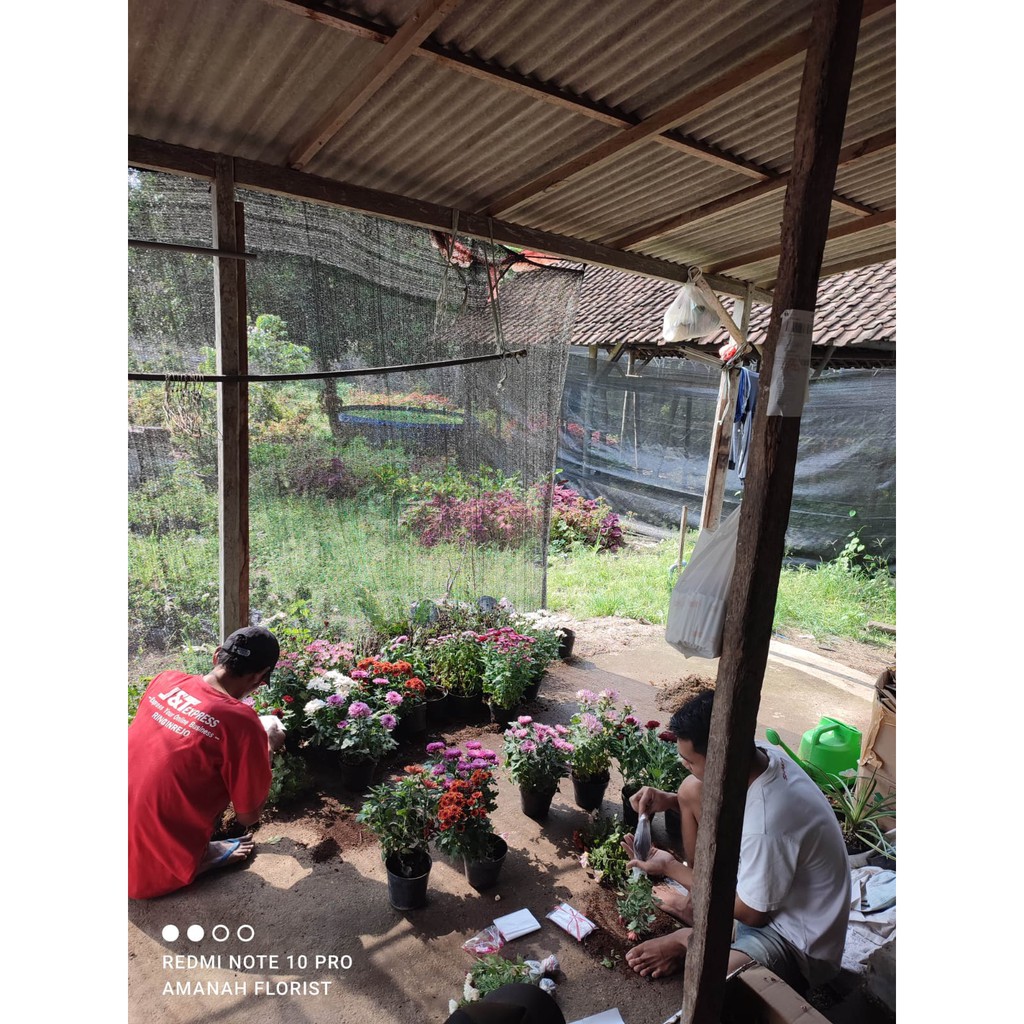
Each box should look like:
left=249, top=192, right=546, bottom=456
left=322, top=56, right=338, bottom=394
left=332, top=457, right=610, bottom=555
left=630, top=785, right=672, bottom=817
left=622, top=834, right=677, bottom=878
left=260, top=715, right=287, bottom=754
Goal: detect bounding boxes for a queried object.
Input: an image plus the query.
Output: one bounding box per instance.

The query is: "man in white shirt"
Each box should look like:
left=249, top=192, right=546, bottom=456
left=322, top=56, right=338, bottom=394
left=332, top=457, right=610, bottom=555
left=625, top=689, right=850, bottom=991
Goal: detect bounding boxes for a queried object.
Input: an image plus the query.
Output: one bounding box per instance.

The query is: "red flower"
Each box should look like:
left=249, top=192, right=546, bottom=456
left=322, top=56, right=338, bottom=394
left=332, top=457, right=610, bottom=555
left=283, top=695, right=295, bottom=704
left=271, top=708, right=284, bottom=718
left=645, top=720, right=659, bottom=730
left=659, top=730, right=677, bottom=743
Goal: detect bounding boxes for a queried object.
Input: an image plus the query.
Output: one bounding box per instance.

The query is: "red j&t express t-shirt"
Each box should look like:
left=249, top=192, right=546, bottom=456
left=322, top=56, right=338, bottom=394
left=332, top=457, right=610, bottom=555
left=128, top=671, right=272, bottom=899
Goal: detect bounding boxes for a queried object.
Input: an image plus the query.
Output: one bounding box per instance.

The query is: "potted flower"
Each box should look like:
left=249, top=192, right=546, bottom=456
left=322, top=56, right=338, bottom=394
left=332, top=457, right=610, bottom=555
left=612, top=716, right=688, bottom=828
left=567, top=689, right=619, bottom=811
left=356, top=767, right=440, bottom=909
left=425, top=632, right=485, bottom=718
left=385, top=635, right=449, bottom=723
left=352, top=655, right=429, bottom=738
left=304, top=695, right=398, bottom=790
left=426, top=742, right=506, bottom=890
left=616, top=875, right=663, bottom=942
left=829, top=768, right=896, bottom=866
left=521, top=625, right=562, bottom=700
left=502, top=716, right=573, bottom=820
left=477, top=627, right=536, bottom=725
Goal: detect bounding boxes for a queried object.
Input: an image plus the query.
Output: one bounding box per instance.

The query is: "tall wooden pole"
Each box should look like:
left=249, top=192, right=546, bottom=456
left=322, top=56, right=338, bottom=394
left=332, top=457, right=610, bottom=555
left=681, top=4, right=864, bottom=1023
left=213, top=157, right=249, bottom=638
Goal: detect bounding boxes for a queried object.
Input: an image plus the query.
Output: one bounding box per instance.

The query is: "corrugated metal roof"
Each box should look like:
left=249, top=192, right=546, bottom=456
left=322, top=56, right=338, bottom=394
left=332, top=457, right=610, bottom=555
left=129, top=0, right=895, bottom=291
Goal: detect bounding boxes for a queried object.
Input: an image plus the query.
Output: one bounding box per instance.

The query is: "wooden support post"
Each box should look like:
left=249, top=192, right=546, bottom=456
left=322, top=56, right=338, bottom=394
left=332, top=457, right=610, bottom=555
left=212, top=157, right=249, bottom=639
left=680, top=5, right=864, bottom=1024
left=699, top=367, right=738, bottom=531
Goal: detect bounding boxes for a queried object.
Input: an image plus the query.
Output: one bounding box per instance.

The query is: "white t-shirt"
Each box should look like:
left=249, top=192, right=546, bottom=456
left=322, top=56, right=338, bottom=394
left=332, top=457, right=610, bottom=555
left=737, top=746, right=851, bottom=972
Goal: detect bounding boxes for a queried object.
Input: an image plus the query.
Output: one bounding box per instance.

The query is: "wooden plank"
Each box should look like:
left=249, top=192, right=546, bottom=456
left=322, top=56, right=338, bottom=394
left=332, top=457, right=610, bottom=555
left=681, top=3, right=865, bottom=1023
left=128, top=135, right=774, bottom=304
left=235, top=201, right=250, bottom=630
left=698, top=367, right=737, bottom=531
left=708, top=207, right=895, bottom=275
left=212, top=157, right=247, bottom=638
left=482, top=2, right=893, bottom=217
left=288, top=0, right=465, bottom=170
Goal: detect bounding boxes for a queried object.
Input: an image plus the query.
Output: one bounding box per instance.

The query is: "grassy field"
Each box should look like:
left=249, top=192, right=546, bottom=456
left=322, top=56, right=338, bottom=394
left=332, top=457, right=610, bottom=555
left=546, top=533, right=895, bottom=646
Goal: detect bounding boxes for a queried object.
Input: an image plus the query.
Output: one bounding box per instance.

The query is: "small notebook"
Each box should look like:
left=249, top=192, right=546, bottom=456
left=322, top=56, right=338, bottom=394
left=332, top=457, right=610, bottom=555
left=567, top=1011, right=627, bottom=1024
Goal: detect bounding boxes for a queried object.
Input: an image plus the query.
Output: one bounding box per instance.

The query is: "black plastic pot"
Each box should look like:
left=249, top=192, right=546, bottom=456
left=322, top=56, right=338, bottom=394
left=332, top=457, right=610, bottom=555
left=664, top=807, right=682, bottom=847
left=463, top=836, right=508, bottom=891
left=385, top=851, right=432, bottom=910
left=449, top=692, right=487, bottom=720
left=558, top=628, right=576, bottom=661
left=572, top=771, right=609, bottom=812
left=394, top=702, right=427, bottom=741
left=621, top=785, right=640, bottom=829
left=424, top=691, right=450, bottom=727
left=337, top=756, right=378, bottom=792
left=523, top=675, right=543, bottom=702
left=519, top=784, right=558, bottom=821
left=488, top=702, right=517, bottom=730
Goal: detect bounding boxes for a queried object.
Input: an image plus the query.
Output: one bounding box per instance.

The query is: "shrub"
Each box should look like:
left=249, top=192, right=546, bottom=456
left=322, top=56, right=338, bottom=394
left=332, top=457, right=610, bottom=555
left=544, top=483, right=624, bottom=553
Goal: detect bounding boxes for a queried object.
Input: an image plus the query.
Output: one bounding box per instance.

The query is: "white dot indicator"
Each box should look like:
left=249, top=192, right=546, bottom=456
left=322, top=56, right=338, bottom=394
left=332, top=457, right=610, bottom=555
left=237, top=925, right=255, bottom=942
left=186, top=925, right=205, bottom=941
left=211, top=924, right=230, bottom=942
left=161, top=925, right=179, bottom=942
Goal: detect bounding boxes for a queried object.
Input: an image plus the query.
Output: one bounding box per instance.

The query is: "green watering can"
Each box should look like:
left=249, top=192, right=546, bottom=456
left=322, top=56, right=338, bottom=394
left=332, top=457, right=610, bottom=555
left=797, top=717, right=862, bottom=776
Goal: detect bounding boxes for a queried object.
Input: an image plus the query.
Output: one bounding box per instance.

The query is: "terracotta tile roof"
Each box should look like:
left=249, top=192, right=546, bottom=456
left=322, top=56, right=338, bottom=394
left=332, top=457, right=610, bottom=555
left=569, top=259, right=895, bottom=352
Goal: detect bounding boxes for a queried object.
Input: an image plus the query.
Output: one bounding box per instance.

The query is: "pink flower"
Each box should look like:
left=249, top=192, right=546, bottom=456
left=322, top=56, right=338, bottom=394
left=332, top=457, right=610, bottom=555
left=380, top=713, right=397, bottom=730
left=347, top=701, right=371, bottom=719
left=373, top=676, right=390, bottom=686
left=351, top=670, right=369, bottom=680
left=517, top=715, right=533, bottom=725
left=520, top=740, right=537, bottom=754
left=385, top=691, right=404, bottom=706
left=336, top=720, right=349, bottom=730
left=576, top=689, right=597, bottom=703
left=426, top=742, right=445, bottom=754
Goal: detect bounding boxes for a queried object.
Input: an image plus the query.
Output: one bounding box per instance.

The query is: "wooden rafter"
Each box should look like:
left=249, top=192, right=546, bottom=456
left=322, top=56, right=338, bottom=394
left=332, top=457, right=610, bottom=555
left=609, top=127, right=894, bottom=250
left=707, top=207, right=895, bottom=275
left=763, top=246, right=896, bottom=288
left=262, top=0, right=886, bottom=204
left=129, top=135, right=775, bottom=304
left=481, top=0, right=894, bottom=216
left=287, top=0, right=465, bottom=170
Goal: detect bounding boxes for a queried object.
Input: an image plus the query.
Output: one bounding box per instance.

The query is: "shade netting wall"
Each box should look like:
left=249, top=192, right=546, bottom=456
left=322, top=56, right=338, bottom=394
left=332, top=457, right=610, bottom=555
left=557, top=348, right=895, bottom=565
left=128, top=170, right=581, bottom=663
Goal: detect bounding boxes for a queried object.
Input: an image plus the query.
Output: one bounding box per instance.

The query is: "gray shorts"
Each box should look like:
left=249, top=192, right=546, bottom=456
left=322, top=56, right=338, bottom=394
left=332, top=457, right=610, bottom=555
left=731, top=922, right=809, bottom=993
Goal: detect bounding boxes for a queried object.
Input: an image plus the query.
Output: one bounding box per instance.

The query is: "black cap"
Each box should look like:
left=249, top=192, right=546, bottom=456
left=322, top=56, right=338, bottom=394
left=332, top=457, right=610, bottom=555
left=219, top=626, right=280, bottom=672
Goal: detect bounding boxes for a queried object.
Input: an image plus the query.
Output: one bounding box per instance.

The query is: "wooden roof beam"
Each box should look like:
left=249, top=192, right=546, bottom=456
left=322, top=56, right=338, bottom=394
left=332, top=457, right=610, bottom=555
left=263, top=1, right=886, bottom=192
left=287, top=0, right=466, bottom=171
left=128, top=135, right=774, bottom=304
left=609, top=127, right=894, bottom=250
left=482, top=0, right=894, bottom=216
left=761, top=246, right=896, bottom=288
left=707, top=207, right=895, bottom=275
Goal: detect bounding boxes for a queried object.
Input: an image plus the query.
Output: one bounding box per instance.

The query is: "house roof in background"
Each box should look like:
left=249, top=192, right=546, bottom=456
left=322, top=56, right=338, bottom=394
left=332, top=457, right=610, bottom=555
left=570, top=259, right=895, bottom=367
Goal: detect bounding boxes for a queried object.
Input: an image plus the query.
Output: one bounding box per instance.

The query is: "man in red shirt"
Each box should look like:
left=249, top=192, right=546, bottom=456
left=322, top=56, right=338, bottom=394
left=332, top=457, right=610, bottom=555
left=128, top=626, right=280, bottom=900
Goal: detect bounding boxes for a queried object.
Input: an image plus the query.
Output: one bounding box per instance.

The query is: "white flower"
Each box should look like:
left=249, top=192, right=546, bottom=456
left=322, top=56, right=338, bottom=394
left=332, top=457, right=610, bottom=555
left=323, top=670, right=355, bottom=694
left=307, top=679, right=334, bottom=693
left=304, top=698, right=327, bottom=715
left=463, top=977, right=480, bottom=1002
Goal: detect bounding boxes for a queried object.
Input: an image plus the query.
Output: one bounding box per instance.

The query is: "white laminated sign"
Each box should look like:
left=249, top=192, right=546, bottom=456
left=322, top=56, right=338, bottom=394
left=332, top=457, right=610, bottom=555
left=766, top=309, right=815, bottom=417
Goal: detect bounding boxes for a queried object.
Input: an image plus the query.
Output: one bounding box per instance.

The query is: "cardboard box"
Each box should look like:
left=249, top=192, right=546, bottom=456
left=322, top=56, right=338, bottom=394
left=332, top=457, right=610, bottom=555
left=723, top=966, right=832, bottom=1023
left=859, top=666, right=895, bottom=830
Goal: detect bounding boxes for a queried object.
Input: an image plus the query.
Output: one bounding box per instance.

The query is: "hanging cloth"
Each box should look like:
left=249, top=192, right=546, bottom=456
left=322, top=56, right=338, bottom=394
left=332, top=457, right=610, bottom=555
left=729, top=368, right=759, bottom=483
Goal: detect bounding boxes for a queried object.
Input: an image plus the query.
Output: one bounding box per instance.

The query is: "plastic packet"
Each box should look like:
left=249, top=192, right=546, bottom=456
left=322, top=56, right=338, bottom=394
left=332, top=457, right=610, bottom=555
left=461, top=924, right=505, bottom=955
left=662, top=283, right=722, bottom=342
left=631, top=813, right=652, bottom=880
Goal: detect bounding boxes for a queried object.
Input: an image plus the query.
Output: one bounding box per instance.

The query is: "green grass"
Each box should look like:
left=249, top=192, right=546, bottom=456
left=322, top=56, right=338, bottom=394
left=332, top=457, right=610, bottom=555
left=546, top=533, right=895, bottom=647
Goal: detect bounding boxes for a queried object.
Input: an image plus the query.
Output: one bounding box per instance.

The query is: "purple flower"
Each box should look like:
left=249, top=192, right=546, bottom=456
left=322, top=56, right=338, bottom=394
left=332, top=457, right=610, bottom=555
left=465, top=740, right=482, bottom=750
left=350, top=669, right=369, bottom=680
left=392, top=635, right=409, bottom=645
left=431, top=763, right=447, bottom=776
left=380, top=713, right=397, bottom=730
left=444, top=748, right=462, bottom=760
left=457, top=760, right=472, bottom=772
left=385, top=690, right=404, bottom=706
left=520, top=740, right=537, bottom=754
left=513, top=728, right=528, bottom=739
left=426, top=741, right=445, bottom=754
left=599, top=688, right=620, bottom=702
left=373, top=676, right=390, bottom=686
left=555, top=724, right=568, bottom=735
left=348, top=701, right=371, bottom=719
left=576, top=688, right=597, bottom=703
left=479, top=749, right=497, bottom=761
left=470, top=758, right=490, bottom=769
left=326, top=694, right=345, bottom=706
left=517, top=715, right=533, bottom=725
left=581, top=712, right=601, bottom=734
left=336, top=720, right=348, bottom=730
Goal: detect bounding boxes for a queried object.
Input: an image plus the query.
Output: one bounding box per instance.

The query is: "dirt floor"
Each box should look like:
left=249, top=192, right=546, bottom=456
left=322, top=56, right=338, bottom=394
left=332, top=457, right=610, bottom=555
left=128, top=616, right=895, bottom=1024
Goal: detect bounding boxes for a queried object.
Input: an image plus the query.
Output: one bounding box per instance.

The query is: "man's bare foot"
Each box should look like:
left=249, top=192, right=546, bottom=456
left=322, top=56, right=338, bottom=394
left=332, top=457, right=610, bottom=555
left=626, top=929, right=691, bottom=979
left=197, top=834, right=255, bottom=876
left=653, top=883, right=693, bottom=925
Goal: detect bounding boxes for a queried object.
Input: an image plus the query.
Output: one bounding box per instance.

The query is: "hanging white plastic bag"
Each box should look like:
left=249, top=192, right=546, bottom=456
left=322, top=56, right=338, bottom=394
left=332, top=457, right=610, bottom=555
left=661, top=282, right=722, bottom=342
left=665, top=505, right=742, bottom=658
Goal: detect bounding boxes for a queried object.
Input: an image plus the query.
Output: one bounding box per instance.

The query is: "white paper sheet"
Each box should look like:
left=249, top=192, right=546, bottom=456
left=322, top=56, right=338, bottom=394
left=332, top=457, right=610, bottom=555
left=567, top=1010, right=627, bottom=1024
left=492, top=908, right=541, bottom=941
